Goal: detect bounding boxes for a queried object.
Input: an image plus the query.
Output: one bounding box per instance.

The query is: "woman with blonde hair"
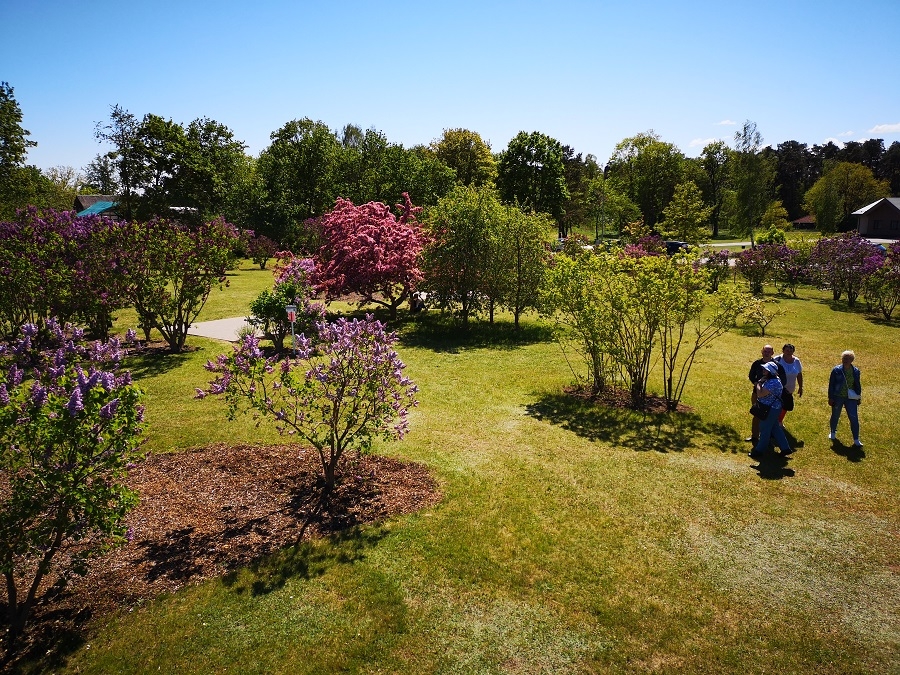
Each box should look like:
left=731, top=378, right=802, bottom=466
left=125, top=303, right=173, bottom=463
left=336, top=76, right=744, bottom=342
left=828, top=350, right=863, bottom=447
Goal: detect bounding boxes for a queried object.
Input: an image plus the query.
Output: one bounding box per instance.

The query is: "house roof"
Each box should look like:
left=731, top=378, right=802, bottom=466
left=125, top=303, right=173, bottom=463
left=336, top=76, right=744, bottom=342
left=792, top=215, right=816, bottom=225
left=76, top=201, right=117, bottom=216
left=852, top=197, right=900, bottom=216
left=74, top=194, right=116, bottom=212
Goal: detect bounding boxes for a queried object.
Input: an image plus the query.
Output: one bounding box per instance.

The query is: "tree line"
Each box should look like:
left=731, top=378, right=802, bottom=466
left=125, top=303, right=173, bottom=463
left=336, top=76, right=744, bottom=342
left=2, top=81, right=899, bottom=242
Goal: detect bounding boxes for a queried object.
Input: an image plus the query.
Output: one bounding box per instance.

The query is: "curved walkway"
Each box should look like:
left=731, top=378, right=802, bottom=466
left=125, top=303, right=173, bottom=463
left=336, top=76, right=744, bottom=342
left=187, top=317, right=257, bottom=342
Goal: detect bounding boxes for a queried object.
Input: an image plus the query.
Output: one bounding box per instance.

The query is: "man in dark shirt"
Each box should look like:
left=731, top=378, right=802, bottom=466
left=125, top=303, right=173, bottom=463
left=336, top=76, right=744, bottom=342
left=746, top=344, right=787, bottom=443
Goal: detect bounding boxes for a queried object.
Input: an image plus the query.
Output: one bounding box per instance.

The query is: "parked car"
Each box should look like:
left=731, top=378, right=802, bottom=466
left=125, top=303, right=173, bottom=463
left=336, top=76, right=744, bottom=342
left=665, top=240, right=690, bottom=255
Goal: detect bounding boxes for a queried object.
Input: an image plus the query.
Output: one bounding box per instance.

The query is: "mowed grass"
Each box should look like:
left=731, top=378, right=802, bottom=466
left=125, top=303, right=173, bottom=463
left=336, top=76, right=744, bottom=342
left=39, top=272, right=900, bottom=674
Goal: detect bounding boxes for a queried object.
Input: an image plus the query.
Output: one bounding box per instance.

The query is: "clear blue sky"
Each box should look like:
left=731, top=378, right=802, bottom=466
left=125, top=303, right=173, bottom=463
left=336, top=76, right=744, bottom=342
left=4, top=0, right=900, bottom=173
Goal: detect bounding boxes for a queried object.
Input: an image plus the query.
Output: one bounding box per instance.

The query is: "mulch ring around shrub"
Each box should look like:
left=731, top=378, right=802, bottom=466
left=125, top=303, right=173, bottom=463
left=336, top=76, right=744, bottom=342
left=564, top=384, right=694, bottom=414
left=4, top=443, right=441, bottom=663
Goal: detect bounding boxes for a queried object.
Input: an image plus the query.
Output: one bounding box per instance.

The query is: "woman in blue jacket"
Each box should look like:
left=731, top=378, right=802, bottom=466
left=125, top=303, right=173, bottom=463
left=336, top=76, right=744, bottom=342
left=751, top=361, right=792, bottom=459
left=828, top=350, right=862, bottom=447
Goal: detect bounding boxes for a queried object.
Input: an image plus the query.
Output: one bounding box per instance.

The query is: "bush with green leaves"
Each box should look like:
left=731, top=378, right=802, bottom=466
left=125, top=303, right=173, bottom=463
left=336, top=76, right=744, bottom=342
left=0, top=320, right=144, bottom=647
left=542, top=249, right=747, bottom=409
left=247, top=253, right=324, bottom=352
left=127, top=216, right=239, bottom=352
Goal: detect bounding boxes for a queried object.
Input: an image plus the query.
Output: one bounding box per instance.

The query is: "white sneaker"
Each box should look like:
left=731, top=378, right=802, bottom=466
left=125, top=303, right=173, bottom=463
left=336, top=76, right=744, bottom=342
left=853, top=439, right=863, bottom=447
left=828, top=431, right=836, bottom=441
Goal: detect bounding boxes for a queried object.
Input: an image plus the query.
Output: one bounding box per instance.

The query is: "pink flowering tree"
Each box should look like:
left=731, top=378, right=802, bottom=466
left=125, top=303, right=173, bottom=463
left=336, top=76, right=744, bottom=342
left=0, top=320, right=144, bottom=646
left=313, top=193, right=426, bottom=321
left=198, top=315, right=418, bottom=492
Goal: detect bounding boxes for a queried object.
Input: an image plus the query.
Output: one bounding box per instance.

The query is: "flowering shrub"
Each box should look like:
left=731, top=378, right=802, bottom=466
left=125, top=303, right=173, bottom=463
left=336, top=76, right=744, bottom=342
left=700, top=248, right=731, bottom=291
left=0, top=320, right=144, bottom=645
left=0, top=208, right=132, bottom=341
left=247, top=234, right=278, bottom=270
left=248, top=252, right=324, bottom=352
left=809, top=232, right=885, bottom=306
left=127, top=216, right=239, bottom=352
left=198, top=315, right=418, bottom=491
left=313, top=193, right=426, bottom=320
left=862, top=242, right=900, bottom=319
left=734, top=244, right=783, bottom=295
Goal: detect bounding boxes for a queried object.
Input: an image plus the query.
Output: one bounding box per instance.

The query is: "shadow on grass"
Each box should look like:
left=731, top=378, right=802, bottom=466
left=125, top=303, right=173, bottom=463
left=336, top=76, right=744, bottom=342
left=748, top=450, right=796, bottom=479
left=395, top=313, right=554, bottom=353
left=222, top=524, right=387, bottom=598
left=830, top=438, right=866, bottom=462
left=525, top=392, right=745, bottom=455
left=124, top=347, right=193, bottom=379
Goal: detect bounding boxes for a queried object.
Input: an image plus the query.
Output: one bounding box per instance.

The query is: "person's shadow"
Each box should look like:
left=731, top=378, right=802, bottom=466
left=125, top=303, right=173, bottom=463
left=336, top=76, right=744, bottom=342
left=749, top=449, right=795, bottom=479
left=830, top=438, right=866, bottom=462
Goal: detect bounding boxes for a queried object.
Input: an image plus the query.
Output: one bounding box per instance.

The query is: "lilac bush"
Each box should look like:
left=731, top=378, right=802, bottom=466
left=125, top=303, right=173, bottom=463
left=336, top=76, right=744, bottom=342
left=863, top=242, right=900, bottom=319
left=700, top=248, right=731, bottom=291
left=809, top=232, right=885, bottom=307
left=0, top=208, right=132, bottom=340
left=734, top=244, right=780, bottom=295
left=127, top=216, right=239, bottom=352
left=198, top=315, right=418, bottom=491
left=247, top=233, right=278, bottom=270
left=0, top=320, right=144, bottom=645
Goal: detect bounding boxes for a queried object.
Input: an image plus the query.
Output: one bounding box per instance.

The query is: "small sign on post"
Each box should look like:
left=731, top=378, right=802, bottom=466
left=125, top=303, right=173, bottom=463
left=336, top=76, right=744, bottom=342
left=285, top=305, right=297, bottom=355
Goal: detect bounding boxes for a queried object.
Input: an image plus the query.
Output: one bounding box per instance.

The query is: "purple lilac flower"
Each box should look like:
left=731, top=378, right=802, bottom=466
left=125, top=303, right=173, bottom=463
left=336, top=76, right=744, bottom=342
left=99, top=398, right=120, bottom=419
left=66, top=388, right=84, bottom=416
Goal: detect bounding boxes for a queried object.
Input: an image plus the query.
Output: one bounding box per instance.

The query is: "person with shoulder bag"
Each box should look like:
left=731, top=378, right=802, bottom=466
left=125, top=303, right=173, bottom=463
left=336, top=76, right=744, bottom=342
left=746, top=344, right=787, bottom=444
left=750, top=361, right=792, bottom=459
left=774, top=343, right=803, bottom=427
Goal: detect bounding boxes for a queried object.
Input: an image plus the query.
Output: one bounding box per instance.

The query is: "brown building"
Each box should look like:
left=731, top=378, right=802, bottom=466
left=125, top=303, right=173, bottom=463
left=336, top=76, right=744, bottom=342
left=853, top=198, right=900, bottom=239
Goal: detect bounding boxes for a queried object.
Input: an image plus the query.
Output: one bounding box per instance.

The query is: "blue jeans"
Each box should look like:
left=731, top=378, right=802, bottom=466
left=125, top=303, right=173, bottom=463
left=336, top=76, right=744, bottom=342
left=754, top=406, right=789, bottom=454
left=830, top=398, right=860, bottom=440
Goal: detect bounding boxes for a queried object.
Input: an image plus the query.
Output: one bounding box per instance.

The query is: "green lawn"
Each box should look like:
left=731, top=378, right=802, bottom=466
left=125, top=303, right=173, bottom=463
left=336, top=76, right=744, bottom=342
left=31, top=272, right=900, bottom=673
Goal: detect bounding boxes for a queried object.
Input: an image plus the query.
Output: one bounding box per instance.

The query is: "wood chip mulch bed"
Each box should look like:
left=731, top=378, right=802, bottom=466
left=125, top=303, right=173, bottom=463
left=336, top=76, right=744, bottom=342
left=3, top=444, right=441, bottom=663
left=564, top=384, right=694, bottom=414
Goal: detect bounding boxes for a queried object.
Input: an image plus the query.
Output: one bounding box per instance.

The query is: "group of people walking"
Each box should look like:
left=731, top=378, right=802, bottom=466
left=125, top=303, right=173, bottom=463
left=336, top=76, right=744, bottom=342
left=747, top=344, right=862, bottom=459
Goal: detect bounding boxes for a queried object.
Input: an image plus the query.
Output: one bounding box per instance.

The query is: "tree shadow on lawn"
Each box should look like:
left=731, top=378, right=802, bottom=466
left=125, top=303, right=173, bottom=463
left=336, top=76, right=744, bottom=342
left=526, top=392, right=745, bottom=455
left=124, top=343, right=194, bottom=379
left=394, top=313, right=554, bottom=353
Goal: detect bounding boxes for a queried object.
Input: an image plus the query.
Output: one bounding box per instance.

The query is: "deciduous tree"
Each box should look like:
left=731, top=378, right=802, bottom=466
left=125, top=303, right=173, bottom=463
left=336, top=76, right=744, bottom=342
left=313, top=194, right=426, bottom=321
left=803, top=161, right=890, bottom=233
left=606, top=131, right=685, bottom=230
left=659, top=181, right=712, bottom=244
left=497, top=131, right=569, bottom=235
left=432, top=128, right=496, bottom=188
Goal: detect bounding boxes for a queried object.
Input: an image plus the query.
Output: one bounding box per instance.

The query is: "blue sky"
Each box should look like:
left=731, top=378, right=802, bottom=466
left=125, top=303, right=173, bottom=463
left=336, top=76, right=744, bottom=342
left=4, top=0, right=900, bottom=173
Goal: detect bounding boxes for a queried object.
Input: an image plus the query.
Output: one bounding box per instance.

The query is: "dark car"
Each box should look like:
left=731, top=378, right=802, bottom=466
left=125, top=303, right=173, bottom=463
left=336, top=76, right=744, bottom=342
left=665, top=240, right=690, bottom=255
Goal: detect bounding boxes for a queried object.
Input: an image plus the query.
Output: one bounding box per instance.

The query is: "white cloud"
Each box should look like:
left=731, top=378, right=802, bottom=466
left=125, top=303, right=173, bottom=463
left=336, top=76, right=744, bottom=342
left=869, top=122, right=900, bottom=134
left=837, top=130, right=854, bottom=137
left=715, top=120, right=737, bottom=126
left=689, top=137, right=720, bottom=148
left=822, top=137, right=845, bottom=147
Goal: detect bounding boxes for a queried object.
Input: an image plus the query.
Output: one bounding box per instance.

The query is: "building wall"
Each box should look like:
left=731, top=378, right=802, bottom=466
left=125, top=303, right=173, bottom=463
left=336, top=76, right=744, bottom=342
left=857, top=202, right=900, bottom=239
